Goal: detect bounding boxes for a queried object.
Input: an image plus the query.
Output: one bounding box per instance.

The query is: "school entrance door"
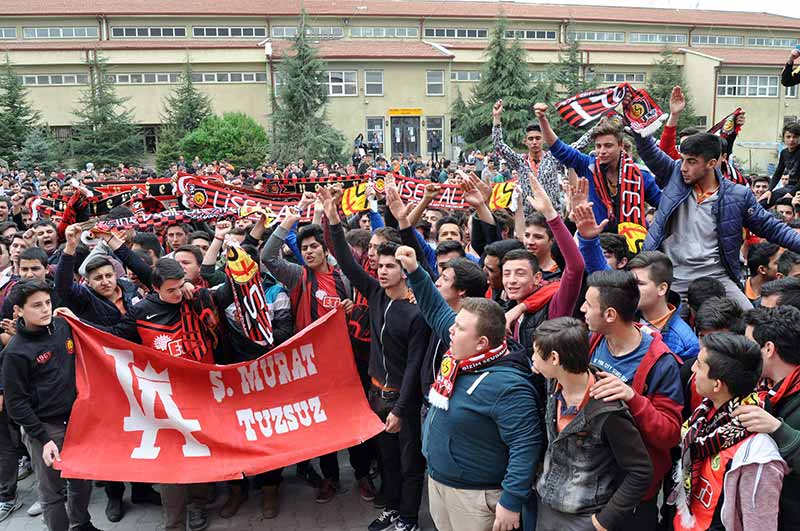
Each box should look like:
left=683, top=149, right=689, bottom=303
left=390, top=116, right=420, bottom=157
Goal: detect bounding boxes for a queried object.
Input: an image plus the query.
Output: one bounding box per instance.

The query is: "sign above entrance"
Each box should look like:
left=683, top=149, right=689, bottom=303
left=388, top=108, right=423, bottom=116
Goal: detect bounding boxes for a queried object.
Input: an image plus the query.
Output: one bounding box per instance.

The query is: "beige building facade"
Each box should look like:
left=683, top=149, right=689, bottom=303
left=1, top=1, right=799, bottom=172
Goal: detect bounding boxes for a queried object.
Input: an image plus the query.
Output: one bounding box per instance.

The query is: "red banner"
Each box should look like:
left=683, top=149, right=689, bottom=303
left=58, top=308, right=383, bottom=484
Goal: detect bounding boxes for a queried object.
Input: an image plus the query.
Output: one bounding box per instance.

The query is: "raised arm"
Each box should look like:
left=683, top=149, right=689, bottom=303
left=632, top=133, right=680, bottom=189
left=54, top=224, right=92, bottom=311
left=260, top=210, right=305, bottom=291
left=535, top=103, right=593, bottom=176
left=491, top=99, right=527, bottom=170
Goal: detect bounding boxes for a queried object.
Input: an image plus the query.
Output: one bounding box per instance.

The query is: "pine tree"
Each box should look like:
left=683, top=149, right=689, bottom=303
left=271, top=11, right=346, bottom=164
left=647, top=49, right=699, bottom=132
left=0, top=56, right=41, bottom=163
left=16, top=127, right=60, bottom=172
left=547, top=26, right=596, bottom=143
left=70, top=55, right=143, bottom=167
left=155, top=59, right=213, bottom=172
left=450, top=18, right=535, bottom=152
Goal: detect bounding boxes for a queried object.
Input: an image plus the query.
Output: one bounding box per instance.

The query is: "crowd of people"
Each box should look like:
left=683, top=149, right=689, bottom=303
left=0, top=71, right=800, bottom=531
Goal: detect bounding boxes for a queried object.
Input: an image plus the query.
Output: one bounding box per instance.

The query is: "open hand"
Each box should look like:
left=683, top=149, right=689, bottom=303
left=669, top=86, right=686, bottom=115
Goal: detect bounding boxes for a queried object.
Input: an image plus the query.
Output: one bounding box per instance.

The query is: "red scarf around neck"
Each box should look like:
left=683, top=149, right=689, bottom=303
left=429, top=341, right=509, bottom=410
left=593, top=151, right=647, bottom=253
left=766, top=365, right=800, bottom=413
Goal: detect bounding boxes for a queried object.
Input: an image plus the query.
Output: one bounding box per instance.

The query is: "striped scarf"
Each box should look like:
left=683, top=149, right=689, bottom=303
left=592, top=151, right=648, bottom=253
left=429, top=341, right=509, bottom=411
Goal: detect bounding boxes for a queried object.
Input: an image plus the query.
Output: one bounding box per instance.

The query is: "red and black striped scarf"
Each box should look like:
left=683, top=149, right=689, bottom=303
left=179, top=289, right=219, bottom=363
left=592, top=151, right=648, bottom=253
left=765, top=365, right=800, bottom=413
left=429, top=341, right=509, bottom=410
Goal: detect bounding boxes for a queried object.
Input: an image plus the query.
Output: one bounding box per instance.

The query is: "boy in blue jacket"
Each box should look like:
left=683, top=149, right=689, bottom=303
left=395, top=246, right=543, bottom=531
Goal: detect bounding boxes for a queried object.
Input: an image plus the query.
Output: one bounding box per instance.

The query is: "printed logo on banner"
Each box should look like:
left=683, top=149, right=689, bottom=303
left=104, top=347, right=210, bottom=459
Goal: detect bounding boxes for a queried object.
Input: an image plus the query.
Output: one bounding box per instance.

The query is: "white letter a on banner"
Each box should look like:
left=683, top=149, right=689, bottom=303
left=104, top=347, right=211, bottom=459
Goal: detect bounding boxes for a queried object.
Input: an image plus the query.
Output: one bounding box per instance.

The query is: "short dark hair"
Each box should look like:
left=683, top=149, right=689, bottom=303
left=152, top=258, right=186, bottom=288
left=297, top=224, right=326, bottom=250
left=695, top=297, right=744, bottom=335
left=483, top=239, right=524, bottom=262
left=750, top=175, right=770, bottom=187
left=345, top=228, right=371, bottom=250
left=189, top=230, right=212, bottom=244
left=19, top=246, right=48, bottom=267
left=524, top=212, right=553, bottom=239
left=687, top=277, right=726, bottom=314
left=748, top=242, right=781, bottom=276
left=373, top=226, right=401, bottom=244
left=435, top=240, right=466, bottom=258
left=778, top=250, right=800, bottom=278
left=783, top=121, right=800, bottom=137
left=107, top=206, right=134, bottom=220
left=442, top=257, right=487, bottom=297
left=32, top=219, right=57, bottom=231
left=460, top=297, right=506, bottom=348
left=165, top=223, right=189, bottom=235
left=680, top=133, right=722, bottom=162
left=133, top=248, right=154, bottom=268
left=133, top=232, right=164, bottom=258
left=775, top=197, right=794, bottom=210
left=746, top=306, right=800, bottom=366
left=84, top=255, right=114, bottom=276
left=590, top=118, right=623, bottom=144
left=376, top=241, right=400, bottom=258
left=174, top=245, right=203, bottom=265
left=525, top=124, right=542, bottom=134
left=627, top=251, right=673, bottom=288
left=761, top=276, right=800, bottom=309
left=702, top=333, right=762, bottom=397
left=586, top=270, right=640, bottom=323
left=435, top=216, right=464, bottom=238
left=534, top=317, right=590, bottom=374
left=599, top=234, right=629, bottom=266
left=678, top=125, right=705, bottom=139
left=501, top=248, right=540, bottom=274
left=9, top=279, right=52, bottom=309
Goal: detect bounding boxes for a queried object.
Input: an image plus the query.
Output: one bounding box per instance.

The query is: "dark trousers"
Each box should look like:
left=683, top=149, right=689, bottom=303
left=105, top=481, right=156, bottom=501
left=0, top=409, right=19, bottom=502
left=617, top=497, right=659, bottom=531
left=369, top=387, right=425, bottom=525
left=228, top=468, right=284, bottom=492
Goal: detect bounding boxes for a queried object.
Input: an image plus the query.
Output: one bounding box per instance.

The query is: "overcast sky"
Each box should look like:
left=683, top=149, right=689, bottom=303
left=506, top=0, right=793, bottom=16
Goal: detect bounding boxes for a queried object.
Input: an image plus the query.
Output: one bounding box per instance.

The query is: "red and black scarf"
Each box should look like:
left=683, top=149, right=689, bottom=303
left=179, top=289, right=219, bottom=363
left=708, top=108, right=743, bottom=140
left=429, top=341, right=509, bottom=411
left=225, top=244, right=274, bottom=346
left=670, top=392, right=759, bottom=527
left=593, top=151, right=648, bottom=253
left=765, top=365, right=800, bottom=414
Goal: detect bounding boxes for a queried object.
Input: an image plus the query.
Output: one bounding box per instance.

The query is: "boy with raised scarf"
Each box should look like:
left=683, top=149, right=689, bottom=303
left=670, top=333, right=787, bottom=531
left=734, top=306, right=800, bottom=531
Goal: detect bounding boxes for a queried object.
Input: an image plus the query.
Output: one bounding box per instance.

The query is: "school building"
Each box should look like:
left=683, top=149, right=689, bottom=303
left=2, top=0, right=800, bottom=171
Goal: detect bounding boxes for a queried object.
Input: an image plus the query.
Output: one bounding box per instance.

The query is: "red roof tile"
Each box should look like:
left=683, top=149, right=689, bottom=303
left=3, top=0, right=799, bottom=30
left=0, top=38, right=453, bottom=60
left=686, top=46, right=791, bottom=66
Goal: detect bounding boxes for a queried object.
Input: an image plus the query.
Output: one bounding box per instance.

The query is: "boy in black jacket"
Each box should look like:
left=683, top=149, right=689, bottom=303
left=1, top=280, right=100, bottom=531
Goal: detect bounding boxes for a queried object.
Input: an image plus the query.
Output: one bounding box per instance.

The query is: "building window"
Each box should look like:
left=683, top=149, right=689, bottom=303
left=192, top=27, right=266, bottom=38
left=529, top=71, right=548, bottom=82
left=749, top=37, right=798, bottom=48
left=366, top=117, right=384, bottom=146
left=787, top=85, right=798, bottom=98
left=426, top=70, right=444, bottom=96
left=427, top=116, right=444, bottom=149
left=569, top=31, right=624, bottom=42
left=350, top=27, right=418, bottom=38
left=23, top=27, right=99, bottom=39
left=450, top=71, right=482, bottom=82
left=141, top=126, right=159, bottom=153
left=273, top=72, right=286, bottom=96
left=717, top=74, right=779, bottom=97
left=602, top=72, right=646, bottom=83
left=111, top=27, right=186, bottom=38
left=105, top=72, right=183, bottom=84
left=424, top=28, right=488, bottom=39
left=504, top=29, right=557, bottom=40
left=272, top=27, right=298, bottom=38
left=326, top=71, right=357, bottom=96
left=691, top=34, right=743, bottom=46
left=0, top=28, right=16, bottom=39
left=364, top=70, right=383, bottom=96
left=19, top=73, right=89, bottom=86
left=305, top=27, right=344, bottom=38
left=629, top=33, right=687, bottom=44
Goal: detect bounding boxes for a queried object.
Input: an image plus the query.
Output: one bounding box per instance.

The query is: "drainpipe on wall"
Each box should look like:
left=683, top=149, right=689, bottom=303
left=712, top=64, right=720, bottom=125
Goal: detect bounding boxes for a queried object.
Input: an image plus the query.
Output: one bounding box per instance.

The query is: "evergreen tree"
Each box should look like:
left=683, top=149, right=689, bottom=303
left=70, top=54, right=143, bottom=167
left=155, top=59, right=213, bottom=172
left=0, top=56, right=41, bottom=163
left=547, top=26, right=596, bottom=143
left=16, top=127, right=60, bottom=172
left=271, top=11, right=346, bottom=164
left=647, top=49, right=699, bottom=132
left=451, top=18, right=536, bottom=152
left=179, top=112, right=269, bottom=169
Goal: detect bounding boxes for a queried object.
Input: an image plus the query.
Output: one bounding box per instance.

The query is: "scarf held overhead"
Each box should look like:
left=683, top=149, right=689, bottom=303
left=225, top=243, right=274, bottom=346
left=557, top=83, right=665, bottom=136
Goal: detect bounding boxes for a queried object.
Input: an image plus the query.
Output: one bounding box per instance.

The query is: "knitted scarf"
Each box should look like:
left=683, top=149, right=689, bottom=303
left=225, top=243, right=273, bottom=346
left=429, top=341, right=509, bottom=411
left=765, top=365, right=800, bottom=414
left=179, top=290, right=219, bottom=363
left=592, top=151, right=647, bottom=253
left=669, top=392, right=759, bottom=528
left=708, top=108, right=743, bottom=140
